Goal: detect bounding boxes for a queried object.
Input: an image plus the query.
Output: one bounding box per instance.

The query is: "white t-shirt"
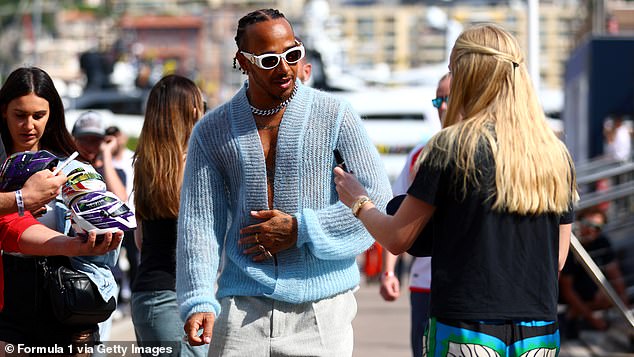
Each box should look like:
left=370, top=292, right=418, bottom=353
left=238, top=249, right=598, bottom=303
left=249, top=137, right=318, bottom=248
left=112, top=148, right=134, bottom=203
left=391, top=142, right=432, bottom=291
left=612, top=125, right=631, bottom=161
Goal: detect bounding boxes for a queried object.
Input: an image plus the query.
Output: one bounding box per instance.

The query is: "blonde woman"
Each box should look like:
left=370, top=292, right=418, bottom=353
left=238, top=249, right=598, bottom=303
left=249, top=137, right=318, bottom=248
left=334, top=24, right=577, bottom=356
left=130, top=75, right=208, bottom=356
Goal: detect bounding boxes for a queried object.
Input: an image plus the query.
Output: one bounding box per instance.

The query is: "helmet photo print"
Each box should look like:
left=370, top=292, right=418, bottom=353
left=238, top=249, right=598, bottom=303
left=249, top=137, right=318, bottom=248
left=0, top=150, right=60, bottom=191
left=62, top=167, right=107, bottom=206
left=70, top=191, right=136, bottom=240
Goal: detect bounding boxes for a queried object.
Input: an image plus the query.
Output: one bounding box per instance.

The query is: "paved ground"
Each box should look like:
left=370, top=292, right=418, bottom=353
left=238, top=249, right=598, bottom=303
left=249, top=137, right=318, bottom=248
left=109, top=280, right=414, bottom=357
left=108, top=280, right=631, bottom=357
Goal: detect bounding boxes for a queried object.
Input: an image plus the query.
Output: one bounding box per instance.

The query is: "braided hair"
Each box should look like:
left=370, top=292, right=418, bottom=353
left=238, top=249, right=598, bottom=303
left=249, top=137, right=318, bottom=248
left=233, top=9, right=287, bottom=72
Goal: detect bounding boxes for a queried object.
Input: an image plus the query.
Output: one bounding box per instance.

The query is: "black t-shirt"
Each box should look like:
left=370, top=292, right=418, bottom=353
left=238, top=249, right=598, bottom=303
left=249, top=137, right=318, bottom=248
left=561, top=235, right=615, bottom=301
left=131, top=218, right=178, bottom=292
left=407, top=143, right=573, bottom=321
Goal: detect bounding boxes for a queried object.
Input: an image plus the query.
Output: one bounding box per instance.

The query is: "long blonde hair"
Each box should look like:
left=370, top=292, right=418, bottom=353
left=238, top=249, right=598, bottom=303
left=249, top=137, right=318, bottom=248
left=133, top=75, right=204, bottom=220
left=418, top=24, right=576, bottom=215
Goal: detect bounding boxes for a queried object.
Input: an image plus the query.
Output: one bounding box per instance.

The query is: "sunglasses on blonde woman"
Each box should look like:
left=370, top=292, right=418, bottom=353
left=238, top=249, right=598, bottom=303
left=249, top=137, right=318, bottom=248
left=432, top=96, right=449, bottom=109
left=240, top=43, right=305, bottom=70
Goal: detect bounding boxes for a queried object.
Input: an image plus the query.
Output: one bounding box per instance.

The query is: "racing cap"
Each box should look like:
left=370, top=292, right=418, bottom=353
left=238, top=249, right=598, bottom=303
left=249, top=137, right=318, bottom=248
left=72, top=111, right=105, bottom=138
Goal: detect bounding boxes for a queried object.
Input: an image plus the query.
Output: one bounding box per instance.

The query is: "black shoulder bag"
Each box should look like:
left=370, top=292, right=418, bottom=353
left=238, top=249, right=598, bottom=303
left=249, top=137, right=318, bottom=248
left=42, top=256, right=116, bottom=326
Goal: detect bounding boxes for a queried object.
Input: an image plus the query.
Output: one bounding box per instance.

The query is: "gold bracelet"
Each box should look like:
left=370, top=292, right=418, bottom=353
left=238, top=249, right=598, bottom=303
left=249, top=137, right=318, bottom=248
left=351, top=195, right=372, bottom=218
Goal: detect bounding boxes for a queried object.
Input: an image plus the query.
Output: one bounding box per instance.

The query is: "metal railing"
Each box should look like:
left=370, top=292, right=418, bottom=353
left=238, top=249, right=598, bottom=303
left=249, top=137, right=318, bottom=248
left=569, top=234, right=634, bottom=330
left=572, top=156, right=634, bottom=338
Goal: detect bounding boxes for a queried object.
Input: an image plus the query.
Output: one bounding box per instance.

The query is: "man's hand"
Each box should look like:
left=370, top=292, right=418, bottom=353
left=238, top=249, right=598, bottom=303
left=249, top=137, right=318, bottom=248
left=239, top=210, right=297, bottom=262
left=184, top=312, right=214, bottom=346
left=379, top=274, right=401, bottom=301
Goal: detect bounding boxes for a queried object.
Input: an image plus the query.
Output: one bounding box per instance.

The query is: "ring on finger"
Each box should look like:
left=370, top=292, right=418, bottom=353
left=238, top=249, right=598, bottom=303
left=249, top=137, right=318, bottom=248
left=255, top=233, right=259, bottom=244
left=257, top=244, right=266, bottom=252
left=264, top=250, right=273, bottom=259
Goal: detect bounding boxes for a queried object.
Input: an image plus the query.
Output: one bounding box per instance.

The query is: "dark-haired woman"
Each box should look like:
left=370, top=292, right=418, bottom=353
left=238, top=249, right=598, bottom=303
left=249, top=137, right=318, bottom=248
left=0, top=66, right=122, bottom=354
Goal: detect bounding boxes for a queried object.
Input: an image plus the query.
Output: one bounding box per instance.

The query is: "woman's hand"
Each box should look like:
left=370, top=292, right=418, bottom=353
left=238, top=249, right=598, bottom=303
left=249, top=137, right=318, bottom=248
left=18, top=226, right=124, bottom=257
left=333, top=166, right=370, bottom=208
left=67, top=230, right=124, bottom=256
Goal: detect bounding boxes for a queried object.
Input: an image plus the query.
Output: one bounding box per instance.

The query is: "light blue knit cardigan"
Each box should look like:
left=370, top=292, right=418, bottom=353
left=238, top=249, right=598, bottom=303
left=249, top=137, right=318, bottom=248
left=176, top=81, right=392, bottom=320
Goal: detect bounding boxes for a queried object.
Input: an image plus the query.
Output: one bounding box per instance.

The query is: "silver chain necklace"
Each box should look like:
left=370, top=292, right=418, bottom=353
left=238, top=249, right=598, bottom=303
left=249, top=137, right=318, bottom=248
left=250, top=85, right=298, bottom=116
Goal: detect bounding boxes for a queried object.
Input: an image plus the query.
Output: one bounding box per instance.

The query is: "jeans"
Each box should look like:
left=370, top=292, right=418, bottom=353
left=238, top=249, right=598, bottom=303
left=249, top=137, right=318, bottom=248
left=410, top=291, right=431, bottom=357
left=131, top=290, right=208, bottom=357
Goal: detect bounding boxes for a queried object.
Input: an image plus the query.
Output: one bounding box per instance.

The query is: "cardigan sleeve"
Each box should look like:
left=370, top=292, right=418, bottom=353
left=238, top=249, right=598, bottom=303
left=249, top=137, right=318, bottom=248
left=176, top=130, right=228, bottom=321
left=0, top=212, right=41, bottom=252
left=295, top=103, right=392, bottom=259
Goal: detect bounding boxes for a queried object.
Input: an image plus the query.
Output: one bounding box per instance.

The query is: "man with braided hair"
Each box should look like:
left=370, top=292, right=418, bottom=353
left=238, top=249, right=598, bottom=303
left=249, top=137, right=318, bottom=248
left=176, top=8, right=391, bottom=356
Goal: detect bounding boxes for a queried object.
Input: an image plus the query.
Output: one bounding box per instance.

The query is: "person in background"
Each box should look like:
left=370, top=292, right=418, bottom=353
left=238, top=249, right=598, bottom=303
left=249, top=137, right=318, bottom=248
left=72, top=111, right=127, bottom=202
left=604, top=114, right=631, bottom=162
left=131, top=74, right=208, bottom=356
left=0, top=66, right=123, bottom=352
left=334, top=23, right=577, bottom=356
left=105, top=126, right=134, bottom=199
left=177, top=9, right=391, bottom=356
left=559, top=206, right=630, bottom=337
left=104, top=125, right=138, bottom=314
left=295, top=36, right=312, bottom=84
left=71, top=110, right=129, bottom=341
left=380, top=72, right=450, bottom=357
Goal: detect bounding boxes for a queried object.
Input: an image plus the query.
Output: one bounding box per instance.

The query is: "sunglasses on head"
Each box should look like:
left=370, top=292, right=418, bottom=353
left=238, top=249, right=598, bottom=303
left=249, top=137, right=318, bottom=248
left=432, top=96, right=449, bottom=109
left=240, top=43, right=305, bottom=70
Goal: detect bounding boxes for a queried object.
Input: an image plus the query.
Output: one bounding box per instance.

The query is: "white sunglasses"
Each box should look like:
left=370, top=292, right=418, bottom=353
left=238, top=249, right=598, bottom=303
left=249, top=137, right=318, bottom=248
left=240, top=44, right=305, bottom=70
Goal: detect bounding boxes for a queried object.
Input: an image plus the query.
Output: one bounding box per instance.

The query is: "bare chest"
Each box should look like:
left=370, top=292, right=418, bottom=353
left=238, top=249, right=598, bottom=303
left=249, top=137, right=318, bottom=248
left=255, top=115, right=282, bottom=207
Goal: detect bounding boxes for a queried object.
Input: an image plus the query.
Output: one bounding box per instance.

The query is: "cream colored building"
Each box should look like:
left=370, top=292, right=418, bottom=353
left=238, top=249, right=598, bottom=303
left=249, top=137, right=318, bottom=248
left=98, top=0, right=587, bottom=92
left=333, top=3, right=583, bottom=89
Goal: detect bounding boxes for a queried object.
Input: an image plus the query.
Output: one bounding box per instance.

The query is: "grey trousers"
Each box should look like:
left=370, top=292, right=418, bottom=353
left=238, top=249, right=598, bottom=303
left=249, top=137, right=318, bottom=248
left=209, top=290, right=357, bottom=357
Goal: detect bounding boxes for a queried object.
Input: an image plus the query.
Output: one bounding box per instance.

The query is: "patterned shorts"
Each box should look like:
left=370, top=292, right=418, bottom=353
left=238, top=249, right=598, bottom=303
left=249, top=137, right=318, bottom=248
left=423, top=317, right=560, bottom=357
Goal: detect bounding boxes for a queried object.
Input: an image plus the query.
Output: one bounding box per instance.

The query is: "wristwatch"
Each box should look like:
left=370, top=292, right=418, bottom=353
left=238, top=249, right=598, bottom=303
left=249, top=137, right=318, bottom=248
left=351, top=195, right=372, bottom=218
